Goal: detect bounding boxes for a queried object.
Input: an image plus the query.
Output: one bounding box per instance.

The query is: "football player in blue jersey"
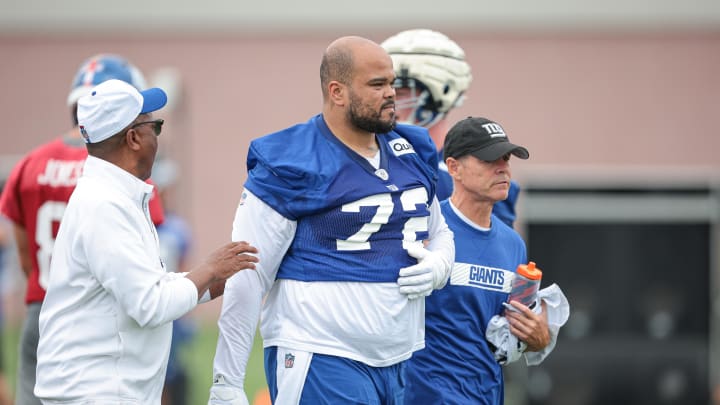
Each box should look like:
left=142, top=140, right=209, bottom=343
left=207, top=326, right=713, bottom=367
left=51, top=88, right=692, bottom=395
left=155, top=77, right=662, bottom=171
left=209, top=36, right=455, bottom=405
left=404, top=116, right=568, bottom=405
left=381, top=29, right=522, bottom=228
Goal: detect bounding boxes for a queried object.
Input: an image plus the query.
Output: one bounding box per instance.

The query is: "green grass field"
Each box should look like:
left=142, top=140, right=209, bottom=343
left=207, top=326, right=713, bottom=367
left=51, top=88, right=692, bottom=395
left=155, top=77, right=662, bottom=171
left=1, top=322, right=268, bottom=405
left=1, top=325, right=18, bottom=400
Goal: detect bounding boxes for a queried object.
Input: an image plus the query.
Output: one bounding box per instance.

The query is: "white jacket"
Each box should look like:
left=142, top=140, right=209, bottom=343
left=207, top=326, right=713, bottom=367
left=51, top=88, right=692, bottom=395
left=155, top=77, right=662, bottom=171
left=35, top=156, right=198, bottom=404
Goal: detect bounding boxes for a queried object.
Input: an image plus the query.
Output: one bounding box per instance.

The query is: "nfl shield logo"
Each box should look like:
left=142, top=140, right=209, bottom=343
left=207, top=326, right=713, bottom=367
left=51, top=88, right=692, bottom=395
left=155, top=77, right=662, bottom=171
left=284, top=353, right=295, bottom=368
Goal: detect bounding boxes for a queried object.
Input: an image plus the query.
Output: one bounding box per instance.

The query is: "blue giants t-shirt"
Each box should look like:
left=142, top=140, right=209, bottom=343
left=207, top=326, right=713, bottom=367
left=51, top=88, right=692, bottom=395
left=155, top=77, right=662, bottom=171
left=405, top=200, right=527, bottom=405
left=244, top=114, right=438, bottom=283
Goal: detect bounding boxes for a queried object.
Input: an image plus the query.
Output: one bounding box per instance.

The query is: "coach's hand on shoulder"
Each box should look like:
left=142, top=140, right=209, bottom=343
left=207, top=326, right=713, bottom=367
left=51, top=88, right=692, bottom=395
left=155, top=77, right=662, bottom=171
left=204, top=241, right=259, bottom=281
left=186, top=241, right=259, bottom=299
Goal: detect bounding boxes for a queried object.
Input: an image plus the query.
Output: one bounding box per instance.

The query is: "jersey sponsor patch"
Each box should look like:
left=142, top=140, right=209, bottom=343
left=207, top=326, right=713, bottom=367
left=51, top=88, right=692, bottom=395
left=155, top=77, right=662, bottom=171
left=388, top=138, right=416, bottom=157
left=450, top=262, right=514, bottom=293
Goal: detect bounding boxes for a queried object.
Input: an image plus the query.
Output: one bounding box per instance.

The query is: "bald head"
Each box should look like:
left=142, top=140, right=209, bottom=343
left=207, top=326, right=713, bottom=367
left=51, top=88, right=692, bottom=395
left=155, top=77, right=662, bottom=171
left=320, top=36, right=390, bottom=99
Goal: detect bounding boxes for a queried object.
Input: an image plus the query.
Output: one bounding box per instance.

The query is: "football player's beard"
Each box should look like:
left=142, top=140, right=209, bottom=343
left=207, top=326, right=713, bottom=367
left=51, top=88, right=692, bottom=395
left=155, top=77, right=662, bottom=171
left=348, top=99, right=396, bottom=134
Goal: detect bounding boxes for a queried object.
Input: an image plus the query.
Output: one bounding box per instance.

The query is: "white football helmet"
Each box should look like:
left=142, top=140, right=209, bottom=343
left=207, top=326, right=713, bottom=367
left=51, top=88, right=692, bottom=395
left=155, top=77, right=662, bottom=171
left=381, top=29, right=473, bottom=127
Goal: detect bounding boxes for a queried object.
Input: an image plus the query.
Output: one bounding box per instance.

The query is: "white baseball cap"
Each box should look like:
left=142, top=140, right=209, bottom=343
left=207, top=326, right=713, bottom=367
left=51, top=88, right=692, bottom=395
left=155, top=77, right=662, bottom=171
left=77, top=79, right=167, bottom=144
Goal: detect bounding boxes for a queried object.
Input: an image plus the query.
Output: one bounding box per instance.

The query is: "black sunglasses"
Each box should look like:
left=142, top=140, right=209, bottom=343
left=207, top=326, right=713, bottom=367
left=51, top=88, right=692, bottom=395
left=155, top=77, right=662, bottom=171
left=130, top=119, right=164, bottom=136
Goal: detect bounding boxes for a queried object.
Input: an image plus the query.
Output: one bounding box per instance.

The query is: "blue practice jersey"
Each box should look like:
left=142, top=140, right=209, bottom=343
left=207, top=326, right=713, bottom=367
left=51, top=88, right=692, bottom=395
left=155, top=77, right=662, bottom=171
left=405, top=200, right=527, bottom=405
left=244, top=114, right=438, bottom=283
left=436, top=149, right=521, bottom=228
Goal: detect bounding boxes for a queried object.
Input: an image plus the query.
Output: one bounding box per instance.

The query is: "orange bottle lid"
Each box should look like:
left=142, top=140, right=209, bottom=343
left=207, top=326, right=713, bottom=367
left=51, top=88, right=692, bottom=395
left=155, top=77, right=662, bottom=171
left=516, top=261, right=543, bottom=280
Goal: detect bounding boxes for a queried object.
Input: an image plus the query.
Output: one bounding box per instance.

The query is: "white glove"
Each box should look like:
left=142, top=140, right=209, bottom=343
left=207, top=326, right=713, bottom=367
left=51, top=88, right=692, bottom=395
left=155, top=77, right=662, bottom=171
left=397, top=243, right=450, bottom=300
left=208, top=374, right=249, bottom=405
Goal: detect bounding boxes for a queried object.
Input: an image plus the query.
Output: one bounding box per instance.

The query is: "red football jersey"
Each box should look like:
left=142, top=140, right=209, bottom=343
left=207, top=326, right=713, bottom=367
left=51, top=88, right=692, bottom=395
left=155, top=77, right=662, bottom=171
left=0, top=137, right=165, bottom=304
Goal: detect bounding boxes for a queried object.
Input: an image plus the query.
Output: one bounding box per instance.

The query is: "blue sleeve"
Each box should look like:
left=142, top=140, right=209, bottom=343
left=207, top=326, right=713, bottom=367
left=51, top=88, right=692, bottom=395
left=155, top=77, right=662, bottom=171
left=244, top=116, right=340, bottom=220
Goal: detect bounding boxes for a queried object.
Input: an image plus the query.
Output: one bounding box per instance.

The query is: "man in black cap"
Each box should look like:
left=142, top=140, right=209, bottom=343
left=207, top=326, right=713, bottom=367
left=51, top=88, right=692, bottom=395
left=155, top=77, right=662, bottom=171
left=403, top=117, right=569, bottom=405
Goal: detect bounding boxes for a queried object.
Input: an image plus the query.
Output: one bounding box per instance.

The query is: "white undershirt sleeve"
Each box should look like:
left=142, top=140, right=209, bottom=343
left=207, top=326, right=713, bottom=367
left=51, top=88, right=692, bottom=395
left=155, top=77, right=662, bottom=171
left=425, top=195, right=455, bottom=285
left=211, top=189, right=296, bottom=392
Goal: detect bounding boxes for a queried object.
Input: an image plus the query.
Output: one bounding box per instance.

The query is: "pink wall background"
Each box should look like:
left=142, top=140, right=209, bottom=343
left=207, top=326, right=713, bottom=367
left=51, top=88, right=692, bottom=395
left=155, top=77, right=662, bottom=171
left=2, top=31, right=719, bottom=283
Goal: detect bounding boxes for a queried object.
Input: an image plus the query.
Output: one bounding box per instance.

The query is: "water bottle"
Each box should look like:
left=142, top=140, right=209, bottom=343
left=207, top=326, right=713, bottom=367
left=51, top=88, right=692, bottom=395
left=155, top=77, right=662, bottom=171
left=507, top=261, right=542, bottom=309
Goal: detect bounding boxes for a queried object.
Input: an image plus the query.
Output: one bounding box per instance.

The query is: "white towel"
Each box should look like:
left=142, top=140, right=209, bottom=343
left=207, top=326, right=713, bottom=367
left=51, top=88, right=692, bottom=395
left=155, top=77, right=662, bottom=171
left=485, top=283, right=570, bottom=366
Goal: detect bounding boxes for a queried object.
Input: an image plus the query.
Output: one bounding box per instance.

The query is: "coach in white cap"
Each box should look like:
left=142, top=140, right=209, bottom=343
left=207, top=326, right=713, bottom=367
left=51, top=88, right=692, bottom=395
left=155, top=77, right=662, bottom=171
left=34, top=79, right=259, bottom=404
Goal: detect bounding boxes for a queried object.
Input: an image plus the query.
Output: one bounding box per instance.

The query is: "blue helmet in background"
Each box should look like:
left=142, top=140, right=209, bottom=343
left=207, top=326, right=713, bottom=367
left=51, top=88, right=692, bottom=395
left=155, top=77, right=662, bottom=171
left=67, top=53, right=147, bottom=107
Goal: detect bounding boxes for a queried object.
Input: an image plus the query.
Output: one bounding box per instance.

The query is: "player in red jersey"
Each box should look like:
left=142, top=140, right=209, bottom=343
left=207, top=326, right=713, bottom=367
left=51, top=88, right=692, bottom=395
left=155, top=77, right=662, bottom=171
left=0, top=54, right=164, bottom=405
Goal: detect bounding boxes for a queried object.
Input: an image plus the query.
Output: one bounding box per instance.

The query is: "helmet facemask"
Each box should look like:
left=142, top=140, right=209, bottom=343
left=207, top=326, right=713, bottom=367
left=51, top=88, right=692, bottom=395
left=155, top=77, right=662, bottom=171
left=393, top=76, right=440, bottom=127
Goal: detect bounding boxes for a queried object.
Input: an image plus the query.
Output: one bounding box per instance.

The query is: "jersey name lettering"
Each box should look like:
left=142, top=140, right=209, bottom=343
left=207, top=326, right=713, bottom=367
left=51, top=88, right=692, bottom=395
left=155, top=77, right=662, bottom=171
left=37, top=159, right=84, bottom=187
